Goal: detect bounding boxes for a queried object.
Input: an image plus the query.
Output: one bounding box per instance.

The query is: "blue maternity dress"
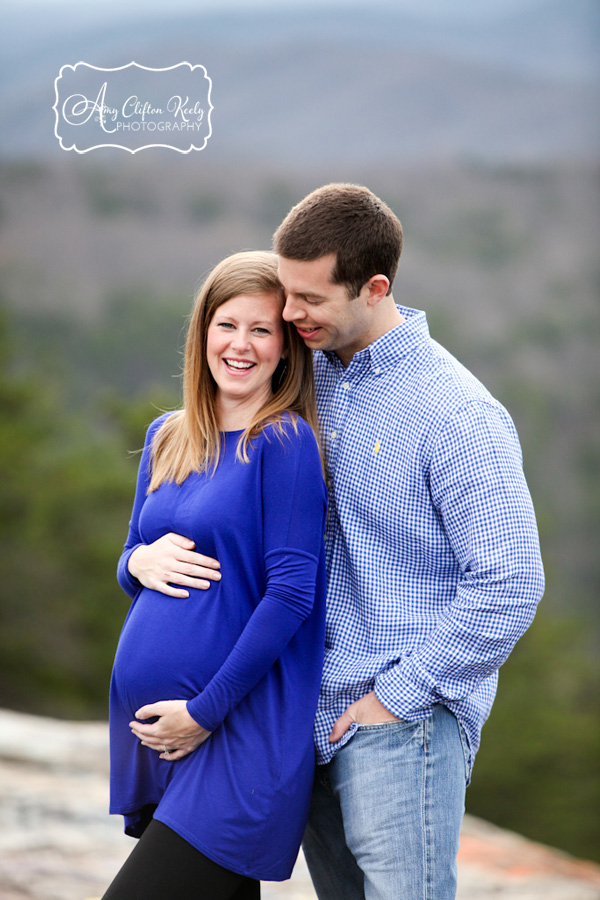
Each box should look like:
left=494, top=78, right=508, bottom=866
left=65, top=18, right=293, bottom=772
left=109, top=413, right=327, bottom=881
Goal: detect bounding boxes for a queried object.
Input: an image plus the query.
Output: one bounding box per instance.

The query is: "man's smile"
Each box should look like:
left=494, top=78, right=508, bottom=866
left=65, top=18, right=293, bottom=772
left=295, top=325, right=322, bottom=340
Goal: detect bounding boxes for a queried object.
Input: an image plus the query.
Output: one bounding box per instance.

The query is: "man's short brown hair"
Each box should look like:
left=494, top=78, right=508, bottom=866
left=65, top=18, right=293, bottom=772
left=273, top=183, right=403, bottom=298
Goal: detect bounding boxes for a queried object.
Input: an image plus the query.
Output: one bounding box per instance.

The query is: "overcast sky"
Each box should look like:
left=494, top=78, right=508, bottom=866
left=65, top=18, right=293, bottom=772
left=2, top=0, right=540, bottom=20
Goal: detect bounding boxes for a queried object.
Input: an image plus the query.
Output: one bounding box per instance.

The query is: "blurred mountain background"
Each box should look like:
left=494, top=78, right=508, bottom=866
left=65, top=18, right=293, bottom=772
left=0, top=0, right=598, bottom=865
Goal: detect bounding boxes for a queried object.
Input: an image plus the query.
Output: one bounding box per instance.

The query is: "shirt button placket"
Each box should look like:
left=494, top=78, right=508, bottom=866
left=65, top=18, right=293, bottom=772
left=332, top=379, right=352, bottom=469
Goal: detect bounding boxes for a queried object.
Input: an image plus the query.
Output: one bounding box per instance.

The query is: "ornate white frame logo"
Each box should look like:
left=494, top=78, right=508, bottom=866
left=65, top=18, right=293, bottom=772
left=53, top=61, right=213, bottom=154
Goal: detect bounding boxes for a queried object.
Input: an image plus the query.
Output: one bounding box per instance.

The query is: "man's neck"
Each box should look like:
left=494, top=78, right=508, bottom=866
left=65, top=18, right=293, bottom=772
left=336, top=299, right=404, bottom=367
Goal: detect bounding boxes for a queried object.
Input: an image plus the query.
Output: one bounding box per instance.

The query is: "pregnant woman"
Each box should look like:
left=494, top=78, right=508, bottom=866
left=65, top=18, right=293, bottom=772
left=103, top=251, right=327, bottom=900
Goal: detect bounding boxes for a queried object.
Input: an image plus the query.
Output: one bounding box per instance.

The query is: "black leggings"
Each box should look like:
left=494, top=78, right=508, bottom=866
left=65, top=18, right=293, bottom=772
left=102, top=819, right=260, bottom=900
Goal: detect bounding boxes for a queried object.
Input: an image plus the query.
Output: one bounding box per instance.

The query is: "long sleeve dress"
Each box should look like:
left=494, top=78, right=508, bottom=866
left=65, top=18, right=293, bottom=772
left=109, top=412, right=327, bottom=881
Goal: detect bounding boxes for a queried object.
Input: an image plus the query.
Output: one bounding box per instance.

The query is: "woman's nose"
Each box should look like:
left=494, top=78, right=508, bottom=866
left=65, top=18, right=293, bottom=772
left=231, top=328, right=251, bottom=350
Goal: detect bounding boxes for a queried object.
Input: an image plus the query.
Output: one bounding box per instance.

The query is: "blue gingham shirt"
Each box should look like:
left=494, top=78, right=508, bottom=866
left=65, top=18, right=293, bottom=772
left=313, top=306, right=544, bottom=775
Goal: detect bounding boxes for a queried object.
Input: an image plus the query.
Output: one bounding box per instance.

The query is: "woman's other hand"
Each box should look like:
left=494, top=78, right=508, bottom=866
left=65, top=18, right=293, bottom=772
left=130, top=700, right=212, bottom=761
left=127, top=533, right=221, bottom=597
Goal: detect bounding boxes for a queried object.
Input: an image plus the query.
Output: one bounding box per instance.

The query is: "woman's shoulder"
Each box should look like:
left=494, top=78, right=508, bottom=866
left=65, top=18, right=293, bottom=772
left=146, top=410, right=181, bottom=437
left=262, top=411, right=318, bottom=446
left=138, top=411, right=182, bottom=455
left=258, top=413, right=322, bottom=477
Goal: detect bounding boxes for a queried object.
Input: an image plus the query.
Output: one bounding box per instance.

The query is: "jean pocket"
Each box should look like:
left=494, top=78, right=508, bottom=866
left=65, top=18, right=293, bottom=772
left=356, top=718, right=410, bottom=731
left=456, top=718, right=471, bottom=783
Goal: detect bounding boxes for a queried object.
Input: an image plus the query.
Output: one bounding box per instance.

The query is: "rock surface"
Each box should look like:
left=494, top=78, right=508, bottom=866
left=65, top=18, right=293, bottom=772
left=0, top=709, right=598, bottom=900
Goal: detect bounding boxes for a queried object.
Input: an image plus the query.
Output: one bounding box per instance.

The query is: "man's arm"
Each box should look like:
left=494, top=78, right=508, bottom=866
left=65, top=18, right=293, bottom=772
left=373, top=401, right=544, bottom=722
left=331, top=401, right=545, bottom=742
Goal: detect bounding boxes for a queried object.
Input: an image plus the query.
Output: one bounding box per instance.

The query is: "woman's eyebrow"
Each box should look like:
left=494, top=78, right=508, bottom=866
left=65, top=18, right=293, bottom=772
left=214, top=315, right=277, bottom=326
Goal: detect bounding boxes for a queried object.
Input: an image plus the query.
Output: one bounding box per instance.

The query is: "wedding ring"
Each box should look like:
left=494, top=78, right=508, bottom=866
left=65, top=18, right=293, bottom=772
left=163, top=744, right=170, bottom=754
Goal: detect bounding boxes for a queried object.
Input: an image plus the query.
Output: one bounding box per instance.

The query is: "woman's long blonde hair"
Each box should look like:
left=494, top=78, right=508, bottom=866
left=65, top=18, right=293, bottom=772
left=148, top=251, right=318, bottom=491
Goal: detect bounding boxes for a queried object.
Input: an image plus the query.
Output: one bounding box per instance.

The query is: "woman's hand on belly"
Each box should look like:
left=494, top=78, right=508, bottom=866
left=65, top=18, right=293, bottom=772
left=128, top=533, right=221, bottom=598
left=130, top=699, right=211, bottom=761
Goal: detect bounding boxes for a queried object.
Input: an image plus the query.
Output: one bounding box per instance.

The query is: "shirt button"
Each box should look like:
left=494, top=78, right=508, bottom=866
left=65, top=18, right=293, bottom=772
left=331, top=431, right=337, bottom=440
left=374, top=367, right=381, bottom=375
left=343, top=382, right=350, bottom=391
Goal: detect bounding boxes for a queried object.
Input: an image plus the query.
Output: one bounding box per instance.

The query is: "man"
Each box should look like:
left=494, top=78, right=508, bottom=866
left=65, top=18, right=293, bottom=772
left=270, top=184, right=544, bottom=899
left=127, top=184, right=544, bottom=899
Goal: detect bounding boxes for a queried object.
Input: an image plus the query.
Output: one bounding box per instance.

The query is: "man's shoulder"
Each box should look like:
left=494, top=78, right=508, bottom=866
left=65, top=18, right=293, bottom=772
left=423, top=340, right=493, bottom=402
left=313, top=336, right=494, bottom=405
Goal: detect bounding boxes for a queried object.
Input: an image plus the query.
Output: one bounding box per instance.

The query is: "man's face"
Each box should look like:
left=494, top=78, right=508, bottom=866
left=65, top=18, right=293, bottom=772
left=278, top=254, right=371, bottom=366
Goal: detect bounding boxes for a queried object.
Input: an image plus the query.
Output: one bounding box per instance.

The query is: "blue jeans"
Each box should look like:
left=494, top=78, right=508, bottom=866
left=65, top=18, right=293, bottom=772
left=303, top=704, right=468, bottom=900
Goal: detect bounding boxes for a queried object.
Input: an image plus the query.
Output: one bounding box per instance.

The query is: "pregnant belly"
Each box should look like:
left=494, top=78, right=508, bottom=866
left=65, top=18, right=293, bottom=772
left=112, top=587, right=245, bottom=712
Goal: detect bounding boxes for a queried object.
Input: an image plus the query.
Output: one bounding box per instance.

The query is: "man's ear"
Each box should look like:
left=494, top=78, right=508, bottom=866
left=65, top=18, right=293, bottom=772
left=365, top=274, right=390, bottom=306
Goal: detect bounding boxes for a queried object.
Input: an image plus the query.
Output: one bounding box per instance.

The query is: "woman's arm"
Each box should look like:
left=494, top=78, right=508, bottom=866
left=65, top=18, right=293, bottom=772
left=130, top=419, right=327, bottom=758
left=129, top=699, right=211, bottom=760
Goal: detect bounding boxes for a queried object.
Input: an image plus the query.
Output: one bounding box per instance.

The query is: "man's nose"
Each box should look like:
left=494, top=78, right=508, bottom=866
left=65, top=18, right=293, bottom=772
left=283, top=295, right=301, bottom=322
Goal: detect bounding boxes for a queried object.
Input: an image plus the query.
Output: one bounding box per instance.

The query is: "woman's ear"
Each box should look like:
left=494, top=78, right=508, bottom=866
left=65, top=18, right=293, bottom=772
left=272, top=357, right=289, bottom=392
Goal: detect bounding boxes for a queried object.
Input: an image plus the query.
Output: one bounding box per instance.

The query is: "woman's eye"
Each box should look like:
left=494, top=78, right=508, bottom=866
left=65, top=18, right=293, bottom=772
left=254, top=328, right=270, bottom=335
left=218, top=322, right=235, bottom=329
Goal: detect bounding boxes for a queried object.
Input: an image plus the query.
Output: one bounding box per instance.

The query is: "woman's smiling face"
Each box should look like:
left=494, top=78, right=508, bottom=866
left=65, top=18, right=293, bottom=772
left=206, top=292, right=285, bottom=423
